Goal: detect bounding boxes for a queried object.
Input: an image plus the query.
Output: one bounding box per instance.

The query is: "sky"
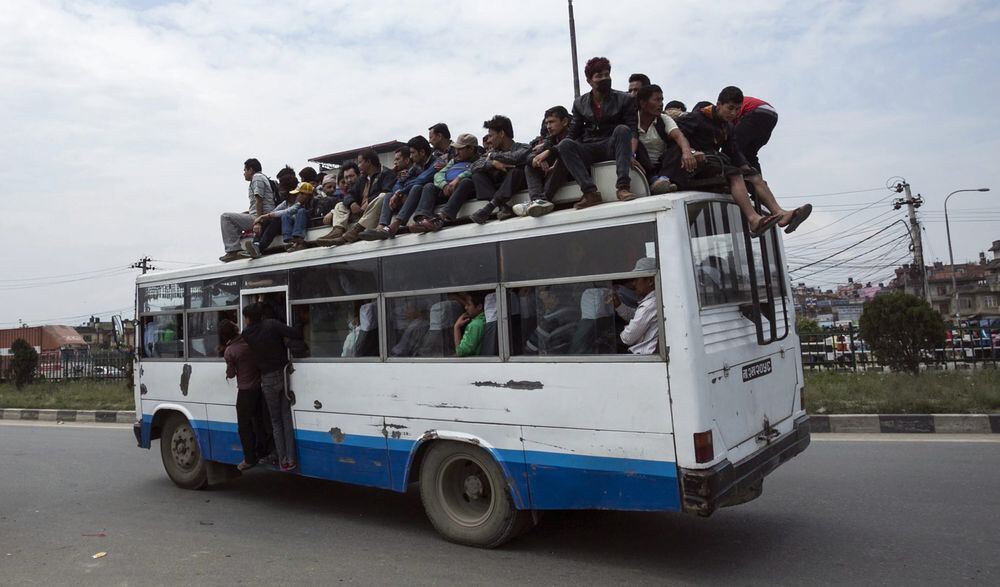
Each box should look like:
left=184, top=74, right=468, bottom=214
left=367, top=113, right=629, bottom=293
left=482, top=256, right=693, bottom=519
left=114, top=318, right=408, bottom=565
left=1, top=0, right=998, bottom=326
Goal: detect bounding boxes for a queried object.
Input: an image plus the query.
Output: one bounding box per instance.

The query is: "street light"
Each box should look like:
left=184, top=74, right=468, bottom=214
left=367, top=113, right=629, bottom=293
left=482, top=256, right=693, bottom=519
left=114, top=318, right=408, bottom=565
left=944, top=187, right=991, bottom=324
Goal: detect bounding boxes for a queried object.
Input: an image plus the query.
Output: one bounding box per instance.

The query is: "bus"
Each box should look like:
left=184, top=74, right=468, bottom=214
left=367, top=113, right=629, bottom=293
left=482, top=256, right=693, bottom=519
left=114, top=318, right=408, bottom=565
left=131, top=178, right=810, bottom=548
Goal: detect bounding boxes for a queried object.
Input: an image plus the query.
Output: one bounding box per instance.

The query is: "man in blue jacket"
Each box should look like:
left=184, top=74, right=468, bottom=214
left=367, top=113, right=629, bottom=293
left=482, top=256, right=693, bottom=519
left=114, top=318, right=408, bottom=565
left=360, top=136, right=437, bottom=240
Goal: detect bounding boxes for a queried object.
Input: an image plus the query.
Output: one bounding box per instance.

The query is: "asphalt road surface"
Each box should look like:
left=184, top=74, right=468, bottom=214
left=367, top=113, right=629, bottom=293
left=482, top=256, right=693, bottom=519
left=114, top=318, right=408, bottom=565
left=1, top=421, right=998, bottom=585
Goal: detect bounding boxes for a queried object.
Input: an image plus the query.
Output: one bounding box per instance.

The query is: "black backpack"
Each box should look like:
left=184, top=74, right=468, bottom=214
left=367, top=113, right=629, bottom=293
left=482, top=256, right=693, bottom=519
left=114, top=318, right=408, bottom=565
left=268, top=177, right=281, bottom=208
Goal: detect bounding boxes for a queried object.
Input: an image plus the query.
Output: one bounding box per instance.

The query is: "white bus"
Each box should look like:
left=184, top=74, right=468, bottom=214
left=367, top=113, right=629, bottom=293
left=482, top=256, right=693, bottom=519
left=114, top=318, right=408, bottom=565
left=132, top=181, right=810, bottom=548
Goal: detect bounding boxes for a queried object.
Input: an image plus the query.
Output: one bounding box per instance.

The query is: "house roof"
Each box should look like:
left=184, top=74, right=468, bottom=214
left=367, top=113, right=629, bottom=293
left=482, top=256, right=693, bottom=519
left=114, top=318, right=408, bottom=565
left=309, top=140, right=406, bottom=166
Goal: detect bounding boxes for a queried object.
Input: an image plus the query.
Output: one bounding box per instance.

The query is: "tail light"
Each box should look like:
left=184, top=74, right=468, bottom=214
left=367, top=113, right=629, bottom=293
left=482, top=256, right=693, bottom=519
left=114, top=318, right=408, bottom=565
left=694, top=431, right=714, bottom=463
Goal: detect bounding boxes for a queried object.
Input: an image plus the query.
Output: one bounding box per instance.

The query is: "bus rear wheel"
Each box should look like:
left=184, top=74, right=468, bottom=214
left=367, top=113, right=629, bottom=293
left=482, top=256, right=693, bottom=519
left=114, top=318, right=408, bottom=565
left=159, top=413, right=208, bottom=490
left=419, top=442, right=531, bottom=548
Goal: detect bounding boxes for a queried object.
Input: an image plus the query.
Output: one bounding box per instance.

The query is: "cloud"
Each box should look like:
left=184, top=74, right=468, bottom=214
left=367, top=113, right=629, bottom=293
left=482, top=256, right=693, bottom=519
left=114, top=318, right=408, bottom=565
left=0, top=0, right=997, bottom=324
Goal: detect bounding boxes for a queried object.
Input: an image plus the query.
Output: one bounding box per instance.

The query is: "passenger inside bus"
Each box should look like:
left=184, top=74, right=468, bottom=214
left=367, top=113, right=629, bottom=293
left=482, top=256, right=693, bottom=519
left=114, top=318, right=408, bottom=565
left=454, top=291, right=488, bottom=357
left=611, top=257, right=659, bottom=355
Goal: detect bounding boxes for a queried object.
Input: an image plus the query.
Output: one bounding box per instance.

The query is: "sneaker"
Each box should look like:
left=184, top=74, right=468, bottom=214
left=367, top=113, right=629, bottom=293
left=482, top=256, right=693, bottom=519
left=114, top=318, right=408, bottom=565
left=359, top=226, right=391, bottom=241
left=511, top=202, right=530, bottom=217
left=496, top=204, right=516, bottom=221
left=616, top=188, right=635, bottom=201
left=237, top=460, right=257, bottom=471
left=219, top=251, right=243, bottom=263
left=574, top=191, right=603, bottom=210
left=241, top=239, right=262, bottom=259
left=650, top=178, right=678, bottom=195
left=471, top=202, right=496, bottom=225
left=526, top=199, right=554, bottom=217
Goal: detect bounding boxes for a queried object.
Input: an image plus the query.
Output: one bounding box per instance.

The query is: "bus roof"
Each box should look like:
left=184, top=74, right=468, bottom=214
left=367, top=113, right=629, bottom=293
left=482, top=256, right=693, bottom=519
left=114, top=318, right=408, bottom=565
left=137, top=190, right=727, bottom=287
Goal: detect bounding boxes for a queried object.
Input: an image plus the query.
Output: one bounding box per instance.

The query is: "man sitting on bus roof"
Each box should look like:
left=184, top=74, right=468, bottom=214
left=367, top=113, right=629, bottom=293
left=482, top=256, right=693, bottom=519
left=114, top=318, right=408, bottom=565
left=514, top=105, right=571, bottom=218
left=428, top=122, right=453, bottom=170
left=360, top=136, right=437, bottom=240
left=316, top=149, right=396, bottom=246
left=468, top=115, right=532, bottom=224
left=667, top=86, right=811, bottom=236
left=610, top=257, right=659, bottom=355
left=409, top=133, right=479, bottom=232
left=248, top=171, right=299, bottom=257
left=220, top=158, right=275, bottom=262
left=635, top=84, right=697, bottom=195
left=627, top=73, right=651, bottom=97
left=557, top=56, right=638, bottom=210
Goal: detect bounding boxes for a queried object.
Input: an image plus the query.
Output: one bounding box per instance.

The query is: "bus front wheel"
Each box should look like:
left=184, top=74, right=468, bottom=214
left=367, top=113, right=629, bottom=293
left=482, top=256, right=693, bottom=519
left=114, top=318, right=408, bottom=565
left=419, top=441, right=531, bottom=548
left=159, top=413, right=208, bottom=490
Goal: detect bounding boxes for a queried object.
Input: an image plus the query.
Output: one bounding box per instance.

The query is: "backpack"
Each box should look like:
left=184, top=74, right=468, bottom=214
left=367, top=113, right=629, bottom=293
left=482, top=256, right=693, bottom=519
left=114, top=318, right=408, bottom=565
left=268, top=177, right=282, bottom=208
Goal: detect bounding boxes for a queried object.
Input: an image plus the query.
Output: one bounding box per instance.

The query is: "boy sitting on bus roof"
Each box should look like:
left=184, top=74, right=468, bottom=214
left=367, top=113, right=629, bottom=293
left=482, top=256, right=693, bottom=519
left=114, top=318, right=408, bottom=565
left=454, top=292, right=488, bottom=357
left=248, top=181, right=314, bottom=255
left=667, top=86, right=812, bottom=237
left=316, top=150, right=396, bottom=246
left=610, top=257, right=659, bottom=355
left=513, top=106, right=571, bottom=218
left=557, top=56, right=638, bottom=210
left=468, top=115, right=532, bottom=224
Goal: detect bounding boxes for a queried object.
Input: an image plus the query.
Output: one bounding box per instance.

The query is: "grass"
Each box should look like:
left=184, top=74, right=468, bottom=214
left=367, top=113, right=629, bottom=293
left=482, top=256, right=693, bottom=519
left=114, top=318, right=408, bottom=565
left=804, top=369, right=1000, bottom=414
left=2, top=372, right=998, bottom=414
left=0, top=380, right=134, bottom=411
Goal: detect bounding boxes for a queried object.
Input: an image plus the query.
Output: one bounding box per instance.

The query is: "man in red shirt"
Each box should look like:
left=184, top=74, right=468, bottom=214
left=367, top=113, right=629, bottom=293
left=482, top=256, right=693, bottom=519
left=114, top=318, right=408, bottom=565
left=734, top=95, right=778, bottom=174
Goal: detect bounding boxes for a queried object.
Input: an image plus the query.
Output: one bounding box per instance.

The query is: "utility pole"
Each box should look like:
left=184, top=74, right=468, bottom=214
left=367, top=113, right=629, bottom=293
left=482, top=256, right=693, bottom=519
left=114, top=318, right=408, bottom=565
left=567, top=0, right=581, bottom=99
left=892, top=181, right=929, bottom=304
left=130, top=256, right=155, bottom=274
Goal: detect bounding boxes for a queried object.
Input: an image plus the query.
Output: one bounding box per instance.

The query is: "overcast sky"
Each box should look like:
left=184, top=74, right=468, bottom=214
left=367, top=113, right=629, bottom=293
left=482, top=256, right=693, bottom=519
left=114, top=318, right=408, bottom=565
left=1, top=0, right=998, bottom=326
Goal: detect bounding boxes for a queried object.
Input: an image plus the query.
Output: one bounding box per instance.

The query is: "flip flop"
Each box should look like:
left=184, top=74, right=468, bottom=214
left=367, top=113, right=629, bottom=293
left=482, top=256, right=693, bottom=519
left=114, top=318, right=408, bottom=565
left=783, top=204, right=813, bottom=234
left=749, top=213, right=782, bottom=238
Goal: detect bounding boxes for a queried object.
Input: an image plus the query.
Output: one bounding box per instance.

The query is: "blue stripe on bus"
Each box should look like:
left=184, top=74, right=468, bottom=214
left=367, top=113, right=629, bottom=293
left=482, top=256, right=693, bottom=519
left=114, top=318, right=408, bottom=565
left=140, top=414, right=680, bottom=512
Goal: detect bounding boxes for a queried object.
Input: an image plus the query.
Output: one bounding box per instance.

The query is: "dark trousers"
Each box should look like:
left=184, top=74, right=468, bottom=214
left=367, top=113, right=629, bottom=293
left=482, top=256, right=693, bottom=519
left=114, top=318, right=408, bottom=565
left=734, top=109, right=777, bottom=174
left=413, top=180, right=475, bottom=220
left=485, top=167, right=527, bottom=206
left=556, top=124, right=633, bottom=193
left=634, top=142, right=672, bottom=180
left=236, top=386, right=262, bottom=463
left=524, top=159, right=569, bottom=200
left=255, top=220, right=282, bottom=252
left=378, top=183, right=425, bottom=226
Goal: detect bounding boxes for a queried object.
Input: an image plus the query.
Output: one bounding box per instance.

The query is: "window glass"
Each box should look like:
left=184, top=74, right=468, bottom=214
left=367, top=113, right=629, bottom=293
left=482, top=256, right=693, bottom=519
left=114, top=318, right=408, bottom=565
left=141, top=284, right=185, bottom=313
left=187, top=310, right=238, bottom=358
left=688, top=201, right=752, bottom=306
left=290, top=260, right=378, bottom=299
left=508, top=280, right=650, bottom=356
left=140, top=314, right=184, bottom=359
left=188, top=278, right=239, bottom=309
left=292, top=300, right=379, bottom=358
left=385, top=290, right=496, bottom=358
left=501, top=223, right=656, bottom=282
left=292, top=299, right=379, bottom=358
left=243, top=271, right=288, bottom=289
left=381, top=245, right=497, bottom=292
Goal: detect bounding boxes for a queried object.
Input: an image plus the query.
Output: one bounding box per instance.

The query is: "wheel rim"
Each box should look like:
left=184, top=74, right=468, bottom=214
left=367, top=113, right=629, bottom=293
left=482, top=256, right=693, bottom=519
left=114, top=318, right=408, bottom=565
left=170, top=423, right=199, bottom=471
left=435, top=453, right=496, bottom=527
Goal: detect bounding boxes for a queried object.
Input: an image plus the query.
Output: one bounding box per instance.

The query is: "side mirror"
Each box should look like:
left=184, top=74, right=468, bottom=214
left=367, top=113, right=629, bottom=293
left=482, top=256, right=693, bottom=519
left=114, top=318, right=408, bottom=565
left=112, top=315, right=124, bottom=348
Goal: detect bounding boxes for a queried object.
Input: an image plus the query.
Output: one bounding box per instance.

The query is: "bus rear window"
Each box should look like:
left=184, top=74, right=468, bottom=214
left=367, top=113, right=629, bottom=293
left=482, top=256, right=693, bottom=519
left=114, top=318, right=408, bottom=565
left=687, top=201, right=752, bottom=307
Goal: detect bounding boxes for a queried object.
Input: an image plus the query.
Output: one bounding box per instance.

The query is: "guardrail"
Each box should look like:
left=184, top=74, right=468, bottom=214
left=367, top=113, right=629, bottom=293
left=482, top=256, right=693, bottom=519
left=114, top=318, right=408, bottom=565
left=799, top=326, right=999, bottom=371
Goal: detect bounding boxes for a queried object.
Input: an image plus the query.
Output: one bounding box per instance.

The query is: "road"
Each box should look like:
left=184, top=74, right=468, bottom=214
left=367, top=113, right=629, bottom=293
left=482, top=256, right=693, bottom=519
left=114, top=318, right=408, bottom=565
left=1, top=422, right=998, bottom=586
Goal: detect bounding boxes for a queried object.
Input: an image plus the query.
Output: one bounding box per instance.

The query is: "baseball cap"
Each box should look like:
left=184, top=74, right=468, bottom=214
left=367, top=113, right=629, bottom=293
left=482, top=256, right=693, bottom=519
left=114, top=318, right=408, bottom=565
left=290, top=182, right=315, bottom=195
left=450, top=133, right=478, bottom=149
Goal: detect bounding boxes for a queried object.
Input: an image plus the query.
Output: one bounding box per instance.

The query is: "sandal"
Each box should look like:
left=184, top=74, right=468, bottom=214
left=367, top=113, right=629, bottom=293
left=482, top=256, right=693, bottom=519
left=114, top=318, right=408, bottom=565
left=749, top=213, right=782, bottom=238
left=783, top=204, right=813, bottom=234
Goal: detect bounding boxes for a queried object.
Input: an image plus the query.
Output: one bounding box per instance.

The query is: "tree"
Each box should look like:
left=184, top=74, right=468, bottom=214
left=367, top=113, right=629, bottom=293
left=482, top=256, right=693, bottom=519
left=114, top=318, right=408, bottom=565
left=796, top=316, right=821, bottom=334
left=6, top=338, right=39, bottom=390
left=859, top=292, right=945, bottom=374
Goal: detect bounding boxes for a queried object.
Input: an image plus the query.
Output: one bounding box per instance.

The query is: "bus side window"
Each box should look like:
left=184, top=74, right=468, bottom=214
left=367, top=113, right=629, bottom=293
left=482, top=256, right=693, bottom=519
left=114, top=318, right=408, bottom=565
left=141, top=314, right=184, bottom=359
left=508, top=281, right=626, bottom=357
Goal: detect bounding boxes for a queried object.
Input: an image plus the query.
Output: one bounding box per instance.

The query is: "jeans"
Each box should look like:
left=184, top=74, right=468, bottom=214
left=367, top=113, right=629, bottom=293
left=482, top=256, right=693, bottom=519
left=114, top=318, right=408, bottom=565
left=734, top=109, right=777, bottom=174
left=441, top=176, right=489, bottom=219
left=414, top=178, right=478, bottom=220
left=255, top=218, right=282, bottom=252
left=484, top=166, right=527, bottom=206
left=524, top=160, right=569, bottom=200
left=556, top=124, right=633, bottom=193
left=235, top=386, right=262, bottom=464
left=281, top=207, right=309, bottom=241
left=378, top=184, right=425, bottom=226
left=260, top=370, right=296, bottom=464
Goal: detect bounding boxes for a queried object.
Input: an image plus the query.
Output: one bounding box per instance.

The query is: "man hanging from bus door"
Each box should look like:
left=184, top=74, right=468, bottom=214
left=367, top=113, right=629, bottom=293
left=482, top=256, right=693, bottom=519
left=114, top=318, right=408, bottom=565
left=609, top=258, right=659, bottom=355
left=240, top=302, right=303, bottom=471
left=220, top=319, right=266, bottom=471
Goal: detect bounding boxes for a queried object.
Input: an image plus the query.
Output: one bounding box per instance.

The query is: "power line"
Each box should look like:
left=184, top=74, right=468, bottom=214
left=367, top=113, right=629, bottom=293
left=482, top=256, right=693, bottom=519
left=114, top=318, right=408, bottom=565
left=790, top=222, right=899, bottom=273
left=790, top=235, right=908, bottom=280
left=0, top=269, right=133, bottom=291
left=781, top=187, right=887, bottom=200
left=0, top=265, right=131, bottom=283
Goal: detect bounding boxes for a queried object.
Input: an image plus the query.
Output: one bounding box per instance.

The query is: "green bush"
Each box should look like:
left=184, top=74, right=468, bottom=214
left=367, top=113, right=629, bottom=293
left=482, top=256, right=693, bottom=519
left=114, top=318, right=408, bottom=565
left=859, top=292, right=945, bottom=374
left=6, top=338, right=39, bottom=390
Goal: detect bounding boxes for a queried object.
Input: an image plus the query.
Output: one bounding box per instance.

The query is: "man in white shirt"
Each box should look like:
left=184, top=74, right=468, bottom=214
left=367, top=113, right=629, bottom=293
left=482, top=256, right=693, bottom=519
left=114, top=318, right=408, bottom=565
left=612, top=257, right=659, bottom=355
left=220, top=158, right=274, bottom=262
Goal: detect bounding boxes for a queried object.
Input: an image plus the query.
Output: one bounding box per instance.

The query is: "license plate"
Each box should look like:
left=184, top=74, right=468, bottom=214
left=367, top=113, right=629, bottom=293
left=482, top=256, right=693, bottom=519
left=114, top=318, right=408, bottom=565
left=741, top=358, right=772, bottom=382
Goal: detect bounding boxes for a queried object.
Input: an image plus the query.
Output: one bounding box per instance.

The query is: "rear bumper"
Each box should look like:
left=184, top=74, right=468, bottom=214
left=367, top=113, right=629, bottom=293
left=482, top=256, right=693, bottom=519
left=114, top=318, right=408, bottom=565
left=679, top=414, right=811, bottom=516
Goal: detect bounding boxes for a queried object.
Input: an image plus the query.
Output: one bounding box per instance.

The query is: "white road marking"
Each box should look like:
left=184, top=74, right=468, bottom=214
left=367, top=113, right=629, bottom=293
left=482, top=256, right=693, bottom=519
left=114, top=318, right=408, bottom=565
left=0, top=420, right=131, bottom=430
left=813, top=433, right=1000, bottom=443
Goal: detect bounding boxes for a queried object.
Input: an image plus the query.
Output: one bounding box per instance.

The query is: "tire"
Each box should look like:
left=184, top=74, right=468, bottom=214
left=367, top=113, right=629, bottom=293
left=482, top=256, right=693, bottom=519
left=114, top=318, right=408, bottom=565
left=159, top=413, right=208, bottom=490
left=419, top=441, right=532, bottom=548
